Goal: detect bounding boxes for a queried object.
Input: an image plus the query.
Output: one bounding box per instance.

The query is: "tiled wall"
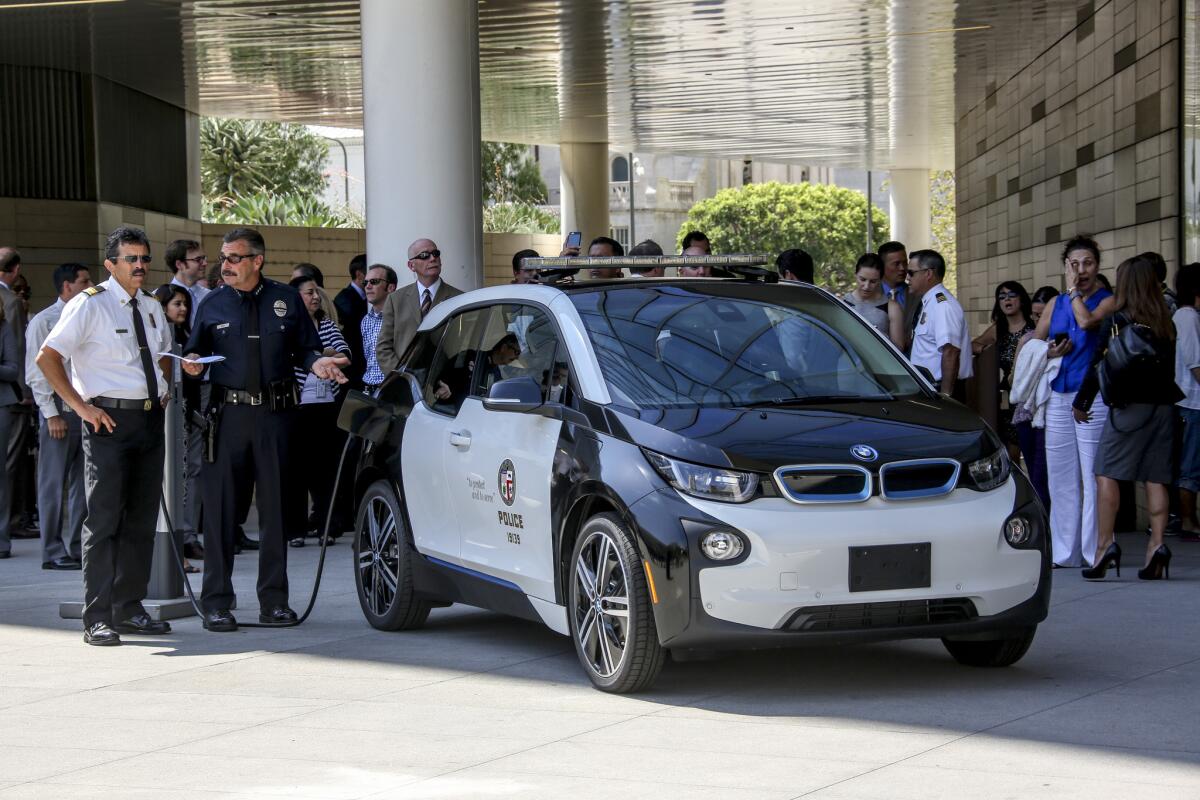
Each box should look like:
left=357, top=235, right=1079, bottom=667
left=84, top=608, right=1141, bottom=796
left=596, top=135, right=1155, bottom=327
left=955, top=0, right=1180, bottom=331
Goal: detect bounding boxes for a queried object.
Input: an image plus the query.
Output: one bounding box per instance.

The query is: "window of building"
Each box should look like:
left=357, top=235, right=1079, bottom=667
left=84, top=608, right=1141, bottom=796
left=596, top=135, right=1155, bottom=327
left=610, top=225, right=630, bottom=249
left=611, top=156, right=629, bottom=182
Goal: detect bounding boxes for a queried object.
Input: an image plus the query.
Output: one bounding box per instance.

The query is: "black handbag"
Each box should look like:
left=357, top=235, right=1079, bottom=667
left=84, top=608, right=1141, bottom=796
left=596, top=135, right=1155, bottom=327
left=1097, top=316, right=1159, bottom=409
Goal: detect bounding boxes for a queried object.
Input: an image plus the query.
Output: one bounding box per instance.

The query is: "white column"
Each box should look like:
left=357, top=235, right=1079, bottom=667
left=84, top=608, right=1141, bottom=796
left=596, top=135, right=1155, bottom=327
left=361, top=0, right=483, bottom=289
left=559, top=142, right=610, bottom=242
left=888, top=168, right=931, bottom=251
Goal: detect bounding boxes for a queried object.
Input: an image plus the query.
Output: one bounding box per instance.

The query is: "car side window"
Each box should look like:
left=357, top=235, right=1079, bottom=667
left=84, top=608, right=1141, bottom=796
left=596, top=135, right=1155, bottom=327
left=424, top=308, right=487, bottom=416
left=472, top=304, right=571, bottom=404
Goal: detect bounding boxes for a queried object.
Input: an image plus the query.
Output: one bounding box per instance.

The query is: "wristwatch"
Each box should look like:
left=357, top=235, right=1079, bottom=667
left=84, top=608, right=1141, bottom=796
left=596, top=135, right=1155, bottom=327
left=1070, top=289, right=1082, bottom=300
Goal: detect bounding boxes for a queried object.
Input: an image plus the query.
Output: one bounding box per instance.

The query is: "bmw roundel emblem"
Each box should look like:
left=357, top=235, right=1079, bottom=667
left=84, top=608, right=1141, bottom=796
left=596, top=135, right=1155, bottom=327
left=850, top=444, right=878, bottom=462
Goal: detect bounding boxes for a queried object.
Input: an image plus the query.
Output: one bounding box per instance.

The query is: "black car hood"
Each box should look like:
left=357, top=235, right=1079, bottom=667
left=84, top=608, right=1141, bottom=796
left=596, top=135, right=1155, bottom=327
left=605, top=396, right=996, bottom=473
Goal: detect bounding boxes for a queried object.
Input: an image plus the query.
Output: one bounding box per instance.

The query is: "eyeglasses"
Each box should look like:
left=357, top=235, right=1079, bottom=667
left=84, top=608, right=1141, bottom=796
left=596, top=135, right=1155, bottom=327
left=905, top=267, right=931, bottom=278
left=218, top=253, right=257, bottom=264
left=365, top=277, right=390, bottom=286
left=997, top=291, right=1020, bottom=300
left=113, top=255, right=153, bottom=265
left=411, top=250, right=441, bottom=261
left=184, top=255, right=208, bottom=264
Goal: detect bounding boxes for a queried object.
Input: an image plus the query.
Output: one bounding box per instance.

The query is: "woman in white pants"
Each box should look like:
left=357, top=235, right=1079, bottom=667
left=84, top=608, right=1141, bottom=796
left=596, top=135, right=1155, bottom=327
left=1025, top=236, right=1115, bottom=567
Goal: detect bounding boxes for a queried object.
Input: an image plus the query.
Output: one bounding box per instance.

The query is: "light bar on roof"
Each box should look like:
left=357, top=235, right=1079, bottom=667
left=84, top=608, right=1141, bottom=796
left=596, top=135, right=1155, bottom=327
left=520, top=254, right=772, bottom=270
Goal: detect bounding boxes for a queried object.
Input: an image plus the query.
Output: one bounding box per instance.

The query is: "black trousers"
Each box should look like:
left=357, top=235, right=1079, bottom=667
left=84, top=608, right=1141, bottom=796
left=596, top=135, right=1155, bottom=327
left=80, top=406, right=165, bottom=628
left=283, top=402, right=343, bottom=537
left=201, top=403, right=295, bottom=613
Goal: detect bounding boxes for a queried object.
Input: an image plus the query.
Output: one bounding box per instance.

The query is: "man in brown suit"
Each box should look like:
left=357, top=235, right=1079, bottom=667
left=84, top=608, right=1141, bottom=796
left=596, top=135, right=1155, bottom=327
left=376, top=238, right=463, bottom=374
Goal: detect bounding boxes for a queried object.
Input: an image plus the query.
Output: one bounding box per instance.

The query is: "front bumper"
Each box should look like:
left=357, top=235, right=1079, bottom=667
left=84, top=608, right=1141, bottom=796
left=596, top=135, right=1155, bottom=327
left=633, top=478, right=1049, bottom=649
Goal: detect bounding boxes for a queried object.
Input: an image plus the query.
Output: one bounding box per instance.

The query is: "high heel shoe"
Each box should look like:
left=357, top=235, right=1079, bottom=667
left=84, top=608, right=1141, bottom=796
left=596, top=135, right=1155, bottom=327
left=1081, top=542, right=1122, bottom=580
left=1138, top=545, right=1172, bottom=581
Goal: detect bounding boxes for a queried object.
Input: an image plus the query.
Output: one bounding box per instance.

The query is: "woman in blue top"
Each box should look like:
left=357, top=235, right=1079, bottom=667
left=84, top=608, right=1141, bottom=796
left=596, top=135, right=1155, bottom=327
left=1026, top=235, right=1115, bottom=567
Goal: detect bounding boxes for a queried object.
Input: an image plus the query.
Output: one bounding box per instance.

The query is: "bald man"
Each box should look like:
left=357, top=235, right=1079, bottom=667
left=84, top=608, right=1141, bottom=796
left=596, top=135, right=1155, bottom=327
left=376, top=238, right=464, bottom=375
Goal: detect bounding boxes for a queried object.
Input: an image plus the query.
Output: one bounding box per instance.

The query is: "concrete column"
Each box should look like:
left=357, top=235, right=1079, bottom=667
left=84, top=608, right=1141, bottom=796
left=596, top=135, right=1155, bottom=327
left=889, top=169, right=931, bottom=251
left=559, top=142, right=610, bottom=242
left=361, top=0, right=483, bottom=289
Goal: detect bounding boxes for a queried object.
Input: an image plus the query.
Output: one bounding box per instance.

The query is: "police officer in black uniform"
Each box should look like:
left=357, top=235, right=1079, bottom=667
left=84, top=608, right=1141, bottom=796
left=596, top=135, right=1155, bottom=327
left=183, top=228, right=348, bottom=632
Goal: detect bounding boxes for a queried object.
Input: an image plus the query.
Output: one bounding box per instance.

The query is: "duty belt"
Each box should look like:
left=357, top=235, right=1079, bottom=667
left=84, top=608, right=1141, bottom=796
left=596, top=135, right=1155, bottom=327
left=221, top=389, right=264, bottom=406
left=92, top=396, right=156, bottom=412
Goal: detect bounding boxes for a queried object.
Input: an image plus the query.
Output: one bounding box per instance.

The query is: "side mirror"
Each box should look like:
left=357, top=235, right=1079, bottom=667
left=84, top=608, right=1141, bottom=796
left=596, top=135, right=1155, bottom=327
left=483, top=376, right=562, bottom=419
left=483, top=376, right=544, bottom=413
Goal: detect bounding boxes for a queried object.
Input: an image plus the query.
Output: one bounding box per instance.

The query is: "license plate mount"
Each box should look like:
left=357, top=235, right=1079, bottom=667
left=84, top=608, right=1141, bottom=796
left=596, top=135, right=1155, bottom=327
left=848, top=543, right=931, bottom=593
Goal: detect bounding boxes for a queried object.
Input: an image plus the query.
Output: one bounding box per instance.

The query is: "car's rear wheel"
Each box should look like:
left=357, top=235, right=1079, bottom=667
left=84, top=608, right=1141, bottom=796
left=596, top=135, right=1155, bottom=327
left=942, top=625, right=1036, bottom=667
left=568, top=513, right=665, bottom=693
left=353, top=480, right=430, bottom=631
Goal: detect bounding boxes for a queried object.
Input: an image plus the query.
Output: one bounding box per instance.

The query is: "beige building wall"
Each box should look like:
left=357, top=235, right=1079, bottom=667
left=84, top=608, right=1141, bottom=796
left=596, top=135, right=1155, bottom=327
left=483, top=232, right=566, bottom=286
left=955, top=0, right=1180, bottom=332
left=200, top=224, right=367, bottom=287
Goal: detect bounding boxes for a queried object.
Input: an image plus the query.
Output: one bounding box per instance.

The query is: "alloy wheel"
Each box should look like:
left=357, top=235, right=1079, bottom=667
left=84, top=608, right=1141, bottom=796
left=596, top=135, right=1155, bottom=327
left=358, top=495, right=400, bottom=616
left=572, top=530, right=631, bottom=678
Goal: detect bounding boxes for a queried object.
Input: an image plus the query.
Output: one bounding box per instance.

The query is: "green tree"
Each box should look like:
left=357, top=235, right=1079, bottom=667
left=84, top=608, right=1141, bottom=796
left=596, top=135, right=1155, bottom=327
left=482, top=142, right=548, bottom=205
left=930, top=170, right=957, bottom=292
left=677, top=182, right=888, bottom=293
left=482, top=202, right=560, bottom=234
left=201, top=117, right=330, bottom=219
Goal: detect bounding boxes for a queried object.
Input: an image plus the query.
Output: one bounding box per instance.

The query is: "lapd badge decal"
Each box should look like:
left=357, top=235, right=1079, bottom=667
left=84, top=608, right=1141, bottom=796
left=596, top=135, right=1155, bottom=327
left=498, top=460, right=516, bottom=506
left=273, top=300, right=287, bottom=317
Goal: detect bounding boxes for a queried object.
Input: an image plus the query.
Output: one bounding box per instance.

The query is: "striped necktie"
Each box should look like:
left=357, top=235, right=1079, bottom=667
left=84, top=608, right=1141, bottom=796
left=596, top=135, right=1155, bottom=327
left=420, top=288, right=432, bottom=318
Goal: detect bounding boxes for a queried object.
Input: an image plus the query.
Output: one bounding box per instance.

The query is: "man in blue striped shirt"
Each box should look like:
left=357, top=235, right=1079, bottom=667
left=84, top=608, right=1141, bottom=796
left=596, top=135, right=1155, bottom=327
left=360, top=264, right=397, bottom=389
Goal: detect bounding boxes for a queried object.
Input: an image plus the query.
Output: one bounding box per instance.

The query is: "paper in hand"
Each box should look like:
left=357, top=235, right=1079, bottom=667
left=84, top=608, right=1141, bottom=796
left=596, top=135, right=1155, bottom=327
left=159, top=353, right=226, bottom=365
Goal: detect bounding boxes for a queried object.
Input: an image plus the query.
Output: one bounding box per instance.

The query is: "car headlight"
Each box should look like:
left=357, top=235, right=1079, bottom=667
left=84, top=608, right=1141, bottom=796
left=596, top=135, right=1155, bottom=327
left=966, top=447, right=1010, bottom=491
left=644, top=450, right=759, bottom=503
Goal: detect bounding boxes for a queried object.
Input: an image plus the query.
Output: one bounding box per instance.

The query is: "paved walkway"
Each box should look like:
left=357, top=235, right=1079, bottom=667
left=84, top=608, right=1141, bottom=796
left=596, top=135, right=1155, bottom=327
left=1, top=529, right=1198, bottom=799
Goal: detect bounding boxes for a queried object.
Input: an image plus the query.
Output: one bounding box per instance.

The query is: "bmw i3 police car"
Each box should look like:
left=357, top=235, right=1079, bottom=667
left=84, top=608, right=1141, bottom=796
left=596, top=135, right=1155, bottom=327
left=340, top=255, right=1049, bottom=693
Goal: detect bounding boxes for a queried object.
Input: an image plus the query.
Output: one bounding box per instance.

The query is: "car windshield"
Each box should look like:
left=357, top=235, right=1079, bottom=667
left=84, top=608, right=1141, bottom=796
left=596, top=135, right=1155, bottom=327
left=569, top=282, right=924, bottom=410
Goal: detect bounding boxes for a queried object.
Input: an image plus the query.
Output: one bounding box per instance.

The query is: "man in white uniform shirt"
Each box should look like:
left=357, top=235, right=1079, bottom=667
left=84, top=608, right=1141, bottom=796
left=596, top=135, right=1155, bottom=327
left=37, top=227, right=173, bottom=646
left=25, top=263, right=92, bottom=570
left=907, top=249, right=973, bottom=398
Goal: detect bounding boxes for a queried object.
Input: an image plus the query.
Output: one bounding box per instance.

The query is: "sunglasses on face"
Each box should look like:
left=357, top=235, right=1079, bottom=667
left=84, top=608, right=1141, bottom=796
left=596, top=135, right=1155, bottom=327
left=997, top=291, right=1020, bottom=300
left=411, top=250, right=441, bottom=261
left=184, top=255, right=208, bottom=264
left=218, top=253, right=256, bottom=264
left=113, top=255, right=153, bottom=265
left=905, top=267, right=931, bottom=278
left=365, top=277, right=389, bottom=286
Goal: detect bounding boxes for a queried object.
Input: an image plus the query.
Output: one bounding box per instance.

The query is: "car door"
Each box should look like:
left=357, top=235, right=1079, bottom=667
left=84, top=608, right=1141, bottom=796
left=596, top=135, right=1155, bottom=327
left=400, top=308, right=487, bottom=564
left=446, top=303, right=566, bottom=602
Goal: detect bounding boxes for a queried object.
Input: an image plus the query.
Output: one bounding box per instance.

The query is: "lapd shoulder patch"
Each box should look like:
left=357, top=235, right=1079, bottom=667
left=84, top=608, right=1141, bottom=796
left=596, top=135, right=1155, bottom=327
left=83, top=286, right=105, bottom=297
left=936, top=292, right=947, bottom=303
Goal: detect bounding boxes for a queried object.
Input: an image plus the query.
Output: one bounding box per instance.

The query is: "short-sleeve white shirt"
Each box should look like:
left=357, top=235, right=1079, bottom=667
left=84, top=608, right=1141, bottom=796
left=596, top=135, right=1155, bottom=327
left=42, top=278, right=172, bottom=401
left=1174, top=306, right=1200, bottom=410
left=911, top=283, right=973, bottom=381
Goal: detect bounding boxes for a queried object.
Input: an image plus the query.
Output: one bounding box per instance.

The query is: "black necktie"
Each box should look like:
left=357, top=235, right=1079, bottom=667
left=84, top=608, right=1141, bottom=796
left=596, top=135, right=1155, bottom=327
left=244, top=290, right=262, bottom=396
left=129, top=296, right=158, bottom=403
left=420, top=288, right=432, bottom=319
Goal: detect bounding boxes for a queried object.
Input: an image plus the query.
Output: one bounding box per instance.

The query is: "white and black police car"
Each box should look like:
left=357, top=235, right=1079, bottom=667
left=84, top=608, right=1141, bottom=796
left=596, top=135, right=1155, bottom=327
left=340, top=255, right=1049, bottom=693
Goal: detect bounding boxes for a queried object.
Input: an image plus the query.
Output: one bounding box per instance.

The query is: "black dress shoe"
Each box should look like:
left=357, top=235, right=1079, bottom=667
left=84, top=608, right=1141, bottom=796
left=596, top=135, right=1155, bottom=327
left=114, top=613, right=171, bottom=635
left=43, top=557, right=81, bottom=570
left=83, top=622, right=121, bottom=646
left=259, top=606, right=298, bottom=624
left=236, top=533, right=260, bottom=551
left=203, top=610, right=238, bottom=632
left=0, top=551, right=10, bottom=559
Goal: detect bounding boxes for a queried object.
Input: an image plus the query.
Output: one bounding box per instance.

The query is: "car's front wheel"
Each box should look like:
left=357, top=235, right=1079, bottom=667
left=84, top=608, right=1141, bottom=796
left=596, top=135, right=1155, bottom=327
left=568, top=513, right=665, bottom=693
left=942, top=626, right=1037, bottom=667
left=353, top=480, right=430, bottom=631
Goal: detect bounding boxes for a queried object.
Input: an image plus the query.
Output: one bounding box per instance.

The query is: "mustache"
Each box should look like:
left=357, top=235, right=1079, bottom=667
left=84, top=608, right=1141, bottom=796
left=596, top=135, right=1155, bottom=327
left=131, top=269, right=145, bottom=277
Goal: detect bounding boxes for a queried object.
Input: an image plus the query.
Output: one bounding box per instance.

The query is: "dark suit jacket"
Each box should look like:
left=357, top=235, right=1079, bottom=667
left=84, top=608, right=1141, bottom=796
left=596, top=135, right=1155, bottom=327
left=0, top=283, right=27, bottom=396
left=376, top=280, right=463, bottom=375
left=334, top=283, right=368, bottom=384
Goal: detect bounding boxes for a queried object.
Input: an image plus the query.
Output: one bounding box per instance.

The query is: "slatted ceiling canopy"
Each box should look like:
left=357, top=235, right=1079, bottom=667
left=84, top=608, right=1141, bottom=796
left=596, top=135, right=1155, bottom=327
left=0, top=0, right=1087, bottom=169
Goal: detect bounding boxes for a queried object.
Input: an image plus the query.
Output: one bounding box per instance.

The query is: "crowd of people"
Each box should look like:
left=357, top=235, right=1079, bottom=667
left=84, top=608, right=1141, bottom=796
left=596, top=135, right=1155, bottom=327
left=0, top=223, right=1196, bottom=645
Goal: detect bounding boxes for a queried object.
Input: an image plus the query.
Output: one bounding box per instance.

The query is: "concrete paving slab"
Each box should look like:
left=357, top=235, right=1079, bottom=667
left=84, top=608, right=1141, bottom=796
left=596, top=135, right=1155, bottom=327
left=0, top=529, right=1198, bottom=798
